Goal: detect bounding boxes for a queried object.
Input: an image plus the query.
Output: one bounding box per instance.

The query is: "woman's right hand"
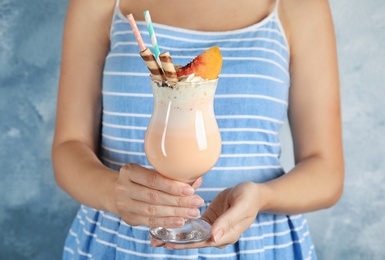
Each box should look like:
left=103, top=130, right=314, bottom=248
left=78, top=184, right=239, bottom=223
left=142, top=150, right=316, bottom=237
left=113, top=163, right=204, bottom=228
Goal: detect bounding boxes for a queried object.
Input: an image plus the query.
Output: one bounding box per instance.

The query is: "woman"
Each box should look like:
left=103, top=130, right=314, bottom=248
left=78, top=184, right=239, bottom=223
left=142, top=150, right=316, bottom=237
left=52, top=0, right=344, bottom=258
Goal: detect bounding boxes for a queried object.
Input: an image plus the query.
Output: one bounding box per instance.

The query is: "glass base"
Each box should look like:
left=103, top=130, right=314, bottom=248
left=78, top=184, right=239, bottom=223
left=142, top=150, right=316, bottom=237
left=150, top=219, right=212, bottom=244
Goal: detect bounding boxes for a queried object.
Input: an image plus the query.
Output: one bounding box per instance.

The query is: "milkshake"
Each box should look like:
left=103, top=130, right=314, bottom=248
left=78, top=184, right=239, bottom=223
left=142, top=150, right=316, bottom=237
left=145, top=76, right=221, bottom=183
left=139, top=44, right=222, bottom=244
left=127, top=13, right=223, bottom=243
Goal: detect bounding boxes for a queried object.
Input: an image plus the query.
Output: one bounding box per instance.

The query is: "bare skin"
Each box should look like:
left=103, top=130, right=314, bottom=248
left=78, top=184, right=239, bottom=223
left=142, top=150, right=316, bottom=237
left=52, top=0, right=344, bottom=250
left=122, top=0, right=276, bottom=32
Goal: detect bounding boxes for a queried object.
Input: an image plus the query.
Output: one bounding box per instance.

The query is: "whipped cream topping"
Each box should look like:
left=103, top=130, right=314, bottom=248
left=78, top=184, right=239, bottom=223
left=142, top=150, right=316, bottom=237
left=178, top=74, right=208, bottom=83
left=150, top=76, right=218, bottom=110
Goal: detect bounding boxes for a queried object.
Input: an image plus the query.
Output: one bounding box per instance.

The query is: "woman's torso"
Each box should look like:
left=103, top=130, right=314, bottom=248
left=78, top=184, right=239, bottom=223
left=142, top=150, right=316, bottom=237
left=100, top=0, right=290, bottom=201
left=63, top=2, right=317, bottom=259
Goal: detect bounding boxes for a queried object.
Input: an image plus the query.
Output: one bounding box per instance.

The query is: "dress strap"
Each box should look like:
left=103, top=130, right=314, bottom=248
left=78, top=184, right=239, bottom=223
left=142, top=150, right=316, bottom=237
left=110, top=0, right=121, bottom=43
left=274, top=0, right=280, bottom=13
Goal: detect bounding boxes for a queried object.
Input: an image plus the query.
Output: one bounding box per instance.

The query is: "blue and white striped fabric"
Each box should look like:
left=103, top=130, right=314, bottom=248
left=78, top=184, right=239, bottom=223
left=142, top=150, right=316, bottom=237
left=63, top=1, right=316, bottom=259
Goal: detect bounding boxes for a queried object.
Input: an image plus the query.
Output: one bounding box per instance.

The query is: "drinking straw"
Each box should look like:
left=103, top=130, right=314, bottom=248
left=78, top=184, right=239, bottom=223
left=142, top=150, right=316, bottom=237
left=143, top=10, right=161, bottom=66
left=127, top=13, right=166, bottom=81
left=127, top=14, right=146, bottom=51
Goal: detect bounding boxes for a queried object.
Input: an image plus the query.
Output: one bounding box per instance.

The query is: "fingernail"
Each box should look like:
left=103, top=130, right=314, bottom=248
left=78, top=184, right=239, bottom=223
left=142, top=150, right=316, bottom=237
left=187, top=208, right=199, bottom=217
left=213, top=229, right=223, bottom=243
left=174, top=218, right=185, bottom=227
left=190, top=196, right=204, bottom=207
left=181, top=186, right=194, bottom=196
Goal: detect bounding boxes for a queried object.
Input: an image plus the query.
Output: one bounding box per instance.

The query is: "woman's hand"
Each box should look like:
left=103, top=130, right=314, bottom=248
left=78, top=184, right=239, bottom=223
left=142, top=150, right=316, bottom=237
left=151, top=182, right=264, bottom=249
left=114, top=163, right=204, bottom=228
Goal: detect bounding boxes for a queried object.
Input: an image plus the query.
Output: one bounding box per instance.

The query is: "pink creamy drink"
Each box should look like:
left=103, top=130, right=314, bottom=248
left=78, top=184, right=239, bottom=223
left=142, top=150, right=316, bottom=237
left=144, top=76, right=221, bottom=183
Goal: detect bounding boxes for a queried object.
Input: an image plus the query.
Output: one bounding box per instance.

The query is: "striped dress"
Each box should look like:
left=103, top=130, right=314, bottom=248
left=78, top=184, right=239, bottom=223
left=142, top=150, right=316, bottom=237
left=63, top=0, right=317, bottom=259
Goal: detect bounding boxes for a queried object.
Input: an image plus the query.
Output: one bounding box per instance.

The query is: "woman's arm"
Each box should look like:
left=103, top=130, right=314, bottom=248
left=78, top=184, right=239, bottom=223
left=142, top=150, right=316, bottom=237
left=261, top=0, right=344, bottom=214
left=52, top=0, right=116, bottom=212
left=52, top=0, right=203, bottom=227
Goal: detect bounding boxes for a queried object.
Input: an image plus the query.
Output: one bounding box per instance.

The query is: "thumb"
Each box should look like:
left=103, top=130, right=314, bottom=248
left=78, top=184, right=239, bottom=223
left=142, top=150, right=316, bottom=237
left=212, top=227, right=224, bottom=244
left=210, top=204, right=243, bottom=243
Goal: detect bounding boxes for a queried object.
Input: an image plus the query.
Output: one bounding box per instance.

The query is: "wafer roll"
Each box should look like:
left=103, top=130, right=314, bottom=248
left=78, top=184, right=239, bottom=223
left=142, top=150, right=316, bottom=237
left=159, top=52, right=178, bottom=84
left=140, top=48, right=166, bottom=81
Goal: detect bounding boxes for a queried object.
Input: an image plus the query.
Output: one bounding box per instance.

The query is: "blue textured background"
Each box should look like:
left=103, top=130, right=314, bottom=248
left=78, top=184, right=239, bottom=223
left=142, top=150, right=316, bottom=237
left=1, top=0, right=384, bottom=259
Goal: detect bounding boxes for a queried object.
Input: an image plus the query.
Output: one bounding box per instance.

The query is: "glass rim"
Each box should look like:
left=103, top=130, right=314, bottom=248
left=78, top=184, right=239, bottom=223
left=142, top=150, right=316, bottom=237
left=150, top=75, right=219, bottom=86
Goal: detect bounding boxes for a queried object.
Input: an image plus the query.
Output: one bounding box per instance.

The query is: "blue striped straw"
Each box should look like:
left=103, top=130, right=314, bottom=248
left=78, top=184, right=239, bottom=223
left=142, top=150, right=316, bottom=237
left=143, top=10, right=161, bottom=67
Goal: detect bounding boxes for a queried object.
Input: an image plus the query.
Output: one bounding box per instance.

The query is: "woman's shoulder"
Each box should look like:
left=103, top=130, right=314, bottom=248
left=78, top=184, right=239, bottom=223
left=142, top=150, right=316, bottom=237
left=65, top=0, right=116, bottom=42
left=65, top=0, right=116, bottom=35
left=66, top=0, right=116, bottom=16
left=280, top=0, right=334, bottom=28
left=279, top=0, right=335, bottom=47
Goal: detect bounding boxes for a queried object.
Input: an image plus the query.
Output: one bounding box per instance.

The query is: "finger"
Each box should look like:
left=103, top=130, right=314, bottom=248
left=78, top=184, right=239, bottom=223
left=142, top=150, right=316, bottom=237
left=121, top=164, right=195, bottom=196
left=117, top=197, right=201, bottom=227
left=191, top=177, right=203, bottom=190
left=128, top=200, right=201, bottom=220
left=147, top=216, right=185, bottom=228
left=150, top=238, right=166, bottom=248
left=163, top=239, right=215, bottom=250
left=128, top=183, right=204, bottom=207
left=122, top=213, right=186, bottom=228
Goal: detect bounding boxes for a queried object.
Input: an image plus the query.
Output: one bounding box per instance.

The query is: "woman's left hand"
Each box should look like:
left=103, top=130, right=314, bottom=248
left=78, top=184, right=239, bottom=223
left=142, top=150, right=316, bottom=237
left=150, top=182, right=265, bottom=249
